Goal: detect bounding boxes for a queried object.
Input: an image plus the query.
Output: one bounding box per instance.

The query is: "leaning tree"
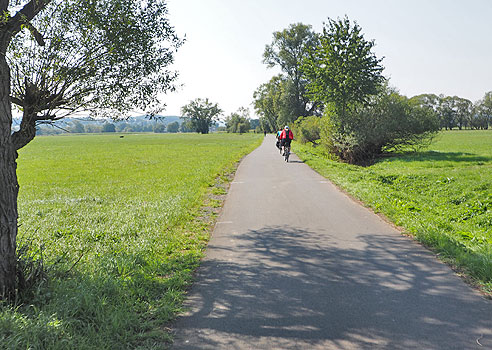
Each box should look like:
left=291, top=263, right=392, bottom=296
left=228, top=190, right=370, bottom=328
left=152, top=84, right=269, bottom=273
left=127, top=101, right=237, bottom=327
left=0, top=0, right=182, bottom=299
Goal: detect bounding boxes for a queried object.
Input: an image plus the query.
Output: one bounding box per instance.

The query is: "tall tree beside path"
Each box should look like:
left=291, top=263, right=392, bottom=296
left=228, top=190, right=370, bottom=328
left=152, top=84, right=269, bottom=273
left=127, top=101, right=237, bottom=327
left=181, top=98, right=222, bottom=134
left=263, top=23, right=321, bottom=121
left=303, top=16, right=385, bottom=129
left=253, top=75, right=285, bottom=132
left=0, top=0, right=181, bottom=300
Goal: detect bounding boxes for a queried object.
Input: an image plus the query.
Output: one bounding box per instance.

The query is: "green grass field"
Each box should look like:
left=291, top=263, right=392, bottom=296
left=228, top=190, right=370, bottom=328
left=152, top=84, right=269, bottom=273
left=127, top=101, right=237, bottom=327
left=294, top=130, right=492, bottom=292
left=1, top=133, right=262, bottom=349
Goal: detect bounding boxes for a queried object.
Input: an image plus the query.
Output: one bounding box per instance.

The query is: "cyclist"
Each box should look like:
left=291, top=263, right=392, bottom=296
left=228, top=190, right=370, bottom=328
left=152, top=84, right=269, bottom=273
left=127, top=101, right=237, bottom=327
left=279, top=125, right=293, bottom=155
left=275, top=128, right=282, bottom=150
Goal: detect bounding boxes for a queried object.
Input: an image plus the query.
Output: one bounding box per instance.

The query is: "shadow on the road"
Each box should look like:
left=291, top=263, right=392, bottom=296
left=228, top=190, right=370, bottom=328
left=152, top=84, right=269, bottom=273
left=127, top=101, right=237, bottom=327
left=173, top=226, right=491, bottom=349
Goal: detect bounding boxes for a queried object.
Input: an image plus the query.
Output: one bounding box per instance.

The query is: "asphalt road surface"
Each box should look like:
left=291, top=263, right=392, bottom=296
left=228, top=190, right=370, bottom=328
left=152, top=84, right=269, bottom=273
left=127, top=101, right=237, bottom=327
left=171, top=135, right=492, bottom=350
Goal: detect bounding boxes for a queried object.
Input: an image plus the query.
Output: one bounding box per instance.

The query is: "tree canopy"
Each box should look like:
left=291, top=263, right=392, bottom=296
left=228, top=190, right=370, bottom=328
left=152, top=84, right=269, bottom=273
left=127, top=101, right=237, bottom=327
left=181, top=98, right=222, bottom=134
left=303, top=17, right=385, bottom=126
left=261, top=23, right=321, bottom=126
left=225, top=107, right=251, bottom=134
left=8, top=0, right=182, bottom=150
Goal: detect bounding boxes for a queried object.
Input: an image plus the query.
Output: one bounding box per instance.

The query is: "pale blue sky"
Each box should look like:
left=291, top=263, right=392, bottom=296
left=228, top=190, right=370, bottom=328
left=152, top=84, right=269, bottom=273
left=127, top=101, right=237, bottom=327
left=164, top=0, right=492, bottom=118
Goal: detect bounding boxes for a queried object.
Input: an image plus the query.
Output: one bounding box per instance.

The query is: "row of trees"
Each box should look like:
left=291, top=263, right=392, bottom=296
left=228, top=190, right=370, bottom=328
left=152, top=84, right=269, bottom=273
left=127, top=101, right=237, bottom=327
left=254, top=21, right=491, bottom=135
left=254, top=18, right=490, bottom=164
left=411, top=93, right=492, bottom=130
left=36, top=119, right=184, bottom=135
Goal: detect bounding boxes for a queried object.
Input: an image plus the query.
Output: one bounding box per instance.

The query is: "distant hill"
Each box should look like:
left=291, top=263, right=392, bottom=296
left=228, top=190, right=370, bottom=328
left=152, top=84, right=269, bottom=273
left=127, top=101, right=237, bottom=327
left=124, top=115, right=182, bottom=125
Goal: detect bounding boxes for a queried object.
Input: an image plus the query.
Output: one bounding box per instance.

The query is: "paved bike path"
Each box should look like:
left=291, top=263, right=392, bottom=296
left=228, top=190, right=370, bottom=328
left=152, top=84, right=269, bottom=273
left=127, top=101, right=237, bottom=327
left=172, top=135, right=492, bottom=349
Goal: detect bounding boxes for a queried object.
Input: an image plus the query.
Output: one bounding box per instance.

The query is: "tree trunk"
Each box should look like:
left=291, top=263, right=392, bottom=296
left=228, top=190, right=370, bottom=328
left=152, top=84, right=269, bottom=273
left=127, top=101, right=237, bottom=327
left=0, top=49, right=18, bottom=300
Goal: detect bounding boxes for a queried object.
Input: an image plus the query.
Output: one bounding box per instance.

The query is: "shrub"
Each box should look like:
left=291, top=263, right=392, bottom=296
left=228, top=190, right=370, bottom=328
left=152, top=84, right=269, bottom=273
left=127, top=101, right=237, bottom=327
left=166, top=121, right=179, bottom=133
left=102, top=123, right=116, bottom=133
left=293, top=116, right=321, bottom=145
left=321, top=89, right=440, bottom=163
left=153, top=123, right=166, bottom=133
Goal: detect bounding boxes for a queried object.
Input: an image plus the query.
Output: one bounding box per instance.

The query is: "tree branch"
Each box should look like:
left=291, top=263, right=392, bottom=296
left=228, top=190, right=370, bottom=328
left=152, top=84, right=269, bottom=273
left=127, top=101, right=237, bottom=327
left=23, top=22, right=44, bottom=46
left=8, top=0, right=51, bottom=37
left=0, top=0, right=8, bottom=13
left=10, top=95, right=22, bottom=107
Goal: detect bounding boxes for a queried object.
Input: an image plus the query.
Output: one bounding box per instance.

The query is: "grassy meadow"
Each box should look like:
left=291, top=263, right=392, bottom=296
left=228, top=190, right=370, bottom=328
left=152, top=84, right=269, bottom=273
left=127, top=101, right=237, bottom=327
left=1, top=133, right=262, bottom=349
left=294, top=130, right=492, bottom=292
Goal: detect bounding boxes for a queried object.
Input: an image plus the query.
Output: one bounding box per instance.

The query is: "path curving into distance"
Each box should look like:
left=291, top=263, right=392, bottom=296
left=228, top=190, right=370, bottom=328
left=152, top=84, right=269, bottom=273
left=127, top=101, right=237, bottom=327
left=171, top=134, right=492, bottom=350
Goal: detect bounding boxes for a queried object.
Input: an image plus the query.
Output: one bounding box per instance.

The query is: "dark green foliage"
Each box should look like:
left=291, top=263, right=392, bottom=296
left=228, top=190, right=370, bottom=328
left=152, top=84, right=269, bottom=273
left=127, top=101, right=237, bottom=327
left=153, top=123, right=166, bottom=133
left=303, top=16, right=385, bottom=123
left=250, top=119, right=260, bottom=130
left=225, top=107, right=251, bottom=134
left=263, top=23, right=320, bottom=119
left=327, top=88, right=440, bottom=163
left=292, top=116, right=321, bottom=145
left=166, top=121, right=179, bottom=133
left=253, top=75, right=284, bottom=132
left=474, top=91, right=492, bottom=130
left=255, top=23, right=321, bottom=132
left=102, top=123, right=116, bottom=132
left=180, top=98, right=222, bottom=134
left=410, top=93, right=491, bottom=130
left=298, top=17, right=439, bottom=163
left=8, top=0, right=183, bottom=121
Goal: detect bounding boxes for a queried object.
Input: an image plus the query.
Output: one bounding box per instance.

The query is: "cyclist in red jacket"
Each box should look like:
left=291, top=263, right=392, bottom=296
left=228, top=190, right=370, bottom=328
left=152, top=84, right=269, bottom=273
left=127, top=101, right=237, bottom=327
left=279, top=125, right=293, bottom=155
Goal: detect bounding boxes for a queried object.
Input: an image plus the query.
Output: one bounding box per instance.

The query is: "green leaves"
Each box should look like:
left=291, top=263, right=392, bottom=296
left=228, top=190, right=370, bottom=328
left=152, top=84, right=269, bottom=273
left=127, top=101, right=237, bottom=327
left=8, top=0, right=183, bottom=123
left=180, top=98, right=222, bottom=134
left=303, top=16, right=385, bottom=119
left=225, top=107, right=251, bottom=134
left=259, top=23, right=321, bottom=128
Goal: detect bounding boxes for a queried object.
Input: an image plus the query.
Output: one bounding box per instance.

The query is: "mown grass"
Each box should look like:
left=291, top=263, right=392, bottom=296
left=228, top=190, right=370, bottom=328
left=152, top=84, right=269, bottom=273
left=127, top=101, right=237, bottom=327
left=294, top=130, right=492, bottom=292
left=1, top=133, right=262, bottom=349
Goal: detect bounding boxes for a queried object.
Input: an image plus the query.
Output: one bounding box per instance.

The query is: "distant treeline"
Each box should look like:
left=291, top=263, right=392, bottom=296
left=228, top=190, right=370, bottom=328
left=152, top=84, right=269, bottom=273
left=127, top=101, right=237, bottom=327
left=22, top=115, right=261, bottom=135
left=19, top=116, right=211, bottom=135
left=410, top=93, right=491, bottom=130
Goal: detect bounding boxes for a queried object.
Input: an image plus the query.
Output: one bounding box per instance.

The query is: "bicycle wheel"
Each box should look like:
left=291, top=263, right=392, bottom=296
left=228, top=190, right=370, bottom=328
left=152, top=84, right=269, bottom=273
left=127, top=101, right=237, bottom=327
left=284, top=147, right=290, bottom=162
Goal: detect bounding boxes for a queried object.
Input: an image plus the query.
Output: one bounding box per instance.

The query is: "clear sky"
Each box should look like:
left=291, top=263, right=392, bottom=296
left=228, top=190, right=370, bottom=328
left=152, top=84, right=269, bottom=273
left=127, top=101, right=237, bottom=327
left=163, top=0, right=492, bottom=119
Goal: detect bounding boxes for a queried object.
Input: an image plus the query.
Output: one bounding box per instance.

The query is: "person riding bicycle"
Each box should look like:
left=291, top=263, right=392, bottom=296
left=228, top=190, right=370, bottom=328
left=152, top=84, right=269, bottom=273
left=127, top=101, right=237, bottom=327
left=275, top=129, right=282, bottom=150
left=279, top=125, right=293, bottom=155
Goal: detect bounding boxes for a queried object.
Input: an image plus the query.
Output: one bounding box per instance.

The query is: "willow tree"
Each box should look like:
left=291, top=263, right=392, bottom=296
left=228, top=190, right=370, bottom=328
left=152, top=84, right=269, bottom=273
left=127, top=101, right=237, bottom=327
left=0, top=0, right=182, bottom=299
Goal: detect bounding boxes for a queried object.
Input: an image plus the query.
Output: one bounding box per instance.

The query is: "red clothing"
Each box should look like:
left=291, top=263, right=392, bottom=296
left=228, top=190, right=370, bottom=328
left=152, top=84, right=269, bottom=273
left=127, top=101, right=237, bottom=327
left=279, top=129, right=293, bottom=140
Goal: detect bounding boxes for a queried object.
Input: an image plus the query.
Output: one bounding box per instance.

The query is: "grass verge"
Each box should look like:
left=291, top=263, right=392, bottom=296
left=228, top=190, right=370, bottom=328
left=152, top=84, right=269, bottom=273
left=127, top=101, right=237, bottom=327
left=293, top=130, right=492, bottom=295
left=1, top=133, right=262, bottom=349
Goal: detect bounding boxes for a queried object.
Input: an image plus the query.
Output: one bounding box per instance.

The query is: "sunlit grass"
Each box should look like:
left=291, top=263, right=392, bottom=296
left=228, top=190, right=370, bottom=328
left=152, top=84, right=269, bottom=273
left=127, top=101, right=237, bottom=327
left=294, top=130, right=492, bottom=290
left=1, top=132, right=262, bottom=349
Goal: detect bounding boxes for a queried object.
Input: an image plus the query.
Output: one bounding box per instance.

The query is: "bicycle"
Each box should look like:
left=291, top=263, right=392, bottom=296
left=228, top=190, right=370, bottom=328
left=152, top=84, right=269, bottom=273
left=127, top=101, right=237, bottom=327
left=283, top=146, right=290, bottom=162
